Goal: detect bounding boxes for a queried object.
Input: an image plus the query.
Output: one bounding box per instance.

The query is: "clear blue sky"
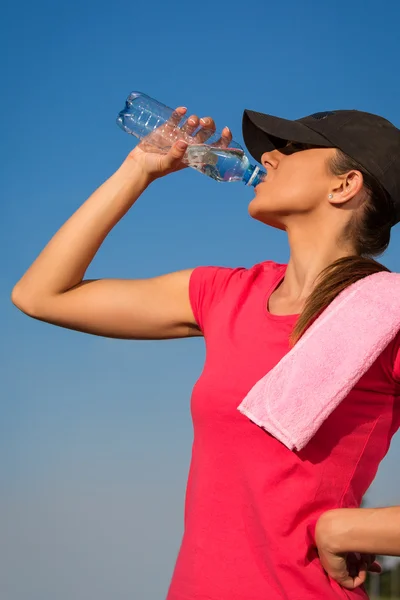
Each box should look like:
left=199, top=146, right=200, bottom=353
left=2, top=0, right=400, bottom=598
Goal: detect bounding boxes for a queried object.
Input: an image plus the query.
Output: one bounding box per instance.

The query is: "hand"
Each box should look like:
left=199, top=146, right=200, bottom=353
left=126, top=107, right=232, bottom=183
left=315, top=517, right=382, bottom=590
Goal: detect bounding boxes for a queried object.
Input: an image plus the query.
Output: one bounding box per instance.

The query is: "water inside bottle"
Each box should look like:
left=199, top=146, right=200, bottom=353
left=185, top=145, right=249, bottom=182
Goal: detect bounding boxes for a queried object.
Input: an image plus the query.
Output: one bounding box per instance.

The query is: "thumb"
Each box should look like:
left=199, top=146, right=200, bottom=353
left=163, top=140, right=188, bottom=169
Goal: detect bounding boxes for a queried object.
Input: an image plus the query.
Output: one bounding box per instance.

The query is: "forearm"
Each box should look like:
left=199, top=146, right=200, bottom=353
left=316, top=506, right=400, bottom=556
left=13, top=157, right=150, bottom=305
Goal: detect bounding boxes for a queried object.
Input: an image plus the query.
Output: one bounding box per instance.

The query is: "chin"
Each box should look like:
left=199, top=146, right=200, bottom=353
left=248, top=199, right=286, bottom=231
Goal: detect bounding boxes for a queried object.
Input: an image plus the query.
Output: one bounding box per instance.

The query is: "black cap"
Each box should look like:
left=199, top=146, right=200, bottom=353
left=242, top=109, right=400, bottom=225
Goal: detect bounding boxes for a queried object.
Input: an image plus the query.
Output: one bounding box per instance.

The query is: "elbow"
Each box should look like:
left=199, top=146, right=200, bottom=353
left=11, top=283, right=41, bottom=317
left=11, top=282, right=24, bottom=310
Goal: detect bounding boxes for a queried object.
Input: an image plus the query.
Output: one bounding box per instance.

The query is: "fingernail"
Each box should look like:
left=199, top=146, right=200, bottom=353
left=200, top=118, right=209, bottom=125
left=177, top=141, right=187, bottom=150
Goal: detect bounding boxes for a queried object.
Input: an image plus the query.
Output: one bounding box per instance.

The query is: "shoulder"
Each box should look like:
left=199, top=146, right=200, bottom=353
left=190, top=259, right=286, bottom=280
left=188, top=260, right=286, bottom=332
left=189, top=260, right=285, bottom=294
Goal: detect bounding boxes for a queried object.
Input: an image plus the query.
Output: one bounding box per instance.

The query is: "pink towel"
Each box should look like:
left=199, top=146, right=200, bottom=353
left=237, top=271, right=400, bottom=451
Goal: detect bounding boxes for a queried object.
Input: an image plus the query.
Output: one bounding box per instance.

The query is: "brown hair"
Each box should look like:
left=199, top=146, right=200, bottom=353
left=289, top=149, right=397, bottom=348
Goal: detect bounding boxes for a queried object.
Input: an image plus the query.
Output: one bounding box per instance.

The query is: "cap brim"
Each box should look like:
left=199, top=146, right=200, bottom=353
left=242, top=109, right=332, bottom=163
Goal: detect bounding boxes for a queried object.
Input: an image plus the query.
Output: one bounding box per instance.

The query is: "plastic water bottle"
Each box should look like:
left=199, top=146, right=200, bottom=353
left=116, top=92, right=266, bottom=187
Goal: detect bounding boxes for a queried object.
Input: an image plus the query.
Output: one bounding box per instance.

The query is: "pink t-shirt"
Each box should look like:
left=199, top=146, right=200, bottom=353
left=166, top=261, right=400, bottom=600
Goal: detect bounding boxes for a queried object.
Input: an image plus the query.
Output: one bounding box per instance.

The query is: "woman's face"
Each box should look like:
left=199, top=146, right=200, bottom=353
left=248, top=143, right=338, bottom=230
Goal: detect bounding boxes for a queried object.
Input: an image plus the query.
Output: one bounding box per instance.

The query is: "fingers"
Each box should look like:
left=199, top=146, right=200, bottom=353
left=211, top=126, right=232, bottom=148
left=161, top=106, right=188, bottom=139
left=170, top=109, right=232, bottom=148
left=345, top=552, right=382, bottom=589
left=194, top=117, right=216, bottom=143
left=161, top=139, right=188, bottom=170
left=341, top=562, right=368, bottom=589
left=347, top=553, right=361, bottom=579
left=180, top=115, right=216, bottom=143
left=168, top=106, right=187, bottom=127
left=356, top=562, right=368, bottom=584
left=180, top=114, right=200, bottom=137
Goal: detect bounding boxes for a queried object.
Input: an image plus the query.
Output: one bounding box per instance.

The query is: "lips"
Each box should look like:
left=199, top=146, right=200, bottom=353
left=255, top=180, right=267, bottom=191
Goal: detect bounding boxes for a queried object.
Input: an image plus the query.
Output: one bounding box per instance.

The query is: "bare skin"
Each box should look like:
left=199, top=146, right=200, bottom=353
left=11, top=105, right=383, bottom=589
left=11, top=108, right=232, bottom=339
left=12, top=109, right=366, bottom=333
left=251, top=142, right=366, bottom=314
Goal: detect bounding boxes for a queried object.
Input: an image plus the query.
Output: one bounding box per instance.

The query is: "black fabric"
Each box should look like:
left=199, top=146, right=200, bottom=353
left=242, top=108, right=400, bottom=224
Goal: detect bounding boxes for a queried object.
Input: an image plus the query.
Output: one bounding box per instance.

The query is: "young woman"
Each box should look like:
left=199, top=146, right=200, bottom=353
left=12, top=105, right=400, bottom=599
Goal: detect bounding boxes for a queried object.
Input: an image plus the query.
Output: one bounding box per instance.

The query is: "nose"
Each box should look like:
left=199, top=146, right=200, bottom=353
left=261, top=150, right=280, bottom=170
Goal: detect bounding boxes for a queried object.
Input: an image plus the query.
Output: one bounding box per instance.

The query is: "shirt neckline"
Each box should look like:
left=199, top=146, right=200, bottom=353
left=264, top=265, right=301, bottom=321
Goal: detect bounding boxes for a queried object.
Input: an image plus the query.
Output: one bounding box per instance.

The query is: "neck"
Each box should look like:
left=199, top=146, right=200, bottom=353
left=278, top=221, right=356, bottom=303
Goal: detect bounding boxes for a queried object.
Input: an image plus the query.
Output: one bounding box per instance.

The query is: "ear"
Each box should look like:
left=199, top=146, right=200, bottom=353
left=329, top=170, right=364, bottom=205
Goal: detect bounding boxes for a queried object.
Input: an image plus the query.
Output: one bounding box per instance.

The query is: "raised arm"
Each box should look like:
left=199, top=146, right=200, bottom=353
left=11, top=109, right=232, bottom=340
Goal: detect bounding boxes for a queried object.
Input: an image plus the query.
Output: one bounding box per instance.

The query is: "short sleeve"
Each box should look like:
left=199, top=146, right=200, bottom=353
left=189, top=266, right=244, bottom=334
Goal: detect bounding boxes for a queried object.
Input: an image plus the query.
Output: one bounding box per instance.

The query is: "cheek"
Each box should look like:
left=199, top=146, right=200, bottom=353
left=250, top=164, right=327, bottom=213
